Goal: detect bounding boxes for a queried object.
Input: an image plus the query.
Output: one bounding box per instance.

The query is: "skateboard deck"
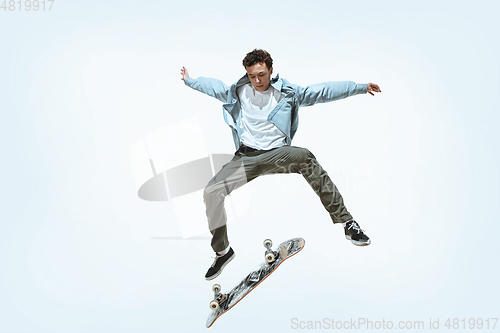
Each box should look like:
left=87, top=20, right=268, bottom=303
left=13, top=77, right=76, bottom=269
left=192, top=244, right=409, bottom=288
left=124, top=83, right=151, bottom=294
left=206, top=237, right=305, bottom=328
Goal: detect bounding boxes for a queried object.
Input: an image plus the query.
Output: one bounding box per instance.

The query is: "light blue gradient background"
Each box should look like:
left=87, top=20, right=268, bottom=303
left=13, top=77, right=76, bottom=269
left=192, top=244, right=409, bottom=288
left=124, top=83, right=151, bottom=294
left=1, top=0, right=499, bottom=332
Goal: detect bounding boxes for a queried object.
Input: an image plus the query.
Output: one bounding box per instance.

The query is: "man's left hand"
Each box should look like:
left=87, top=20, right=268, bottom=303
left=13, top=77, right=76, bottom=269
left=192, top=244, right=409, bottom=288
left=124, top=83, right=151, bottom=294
left=367, top=83, right=381, bottom=96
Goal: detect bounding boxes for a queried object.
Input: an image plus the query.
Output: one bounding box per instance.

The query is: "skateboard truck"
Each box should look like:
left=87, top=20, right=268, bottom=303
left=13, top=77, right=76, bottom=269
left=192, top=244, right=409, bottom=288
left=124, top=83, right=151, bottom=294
left=263, top=239, right=276, bottom=263
left=209, top=284, right=226, bottom=311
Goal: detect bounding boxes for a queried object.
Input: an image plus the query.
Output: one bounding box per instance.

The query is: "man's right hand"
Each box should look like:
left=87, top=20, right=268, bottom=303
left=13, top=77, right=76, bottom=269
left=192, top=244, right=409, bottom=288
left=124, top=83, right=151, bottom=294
left=180, top=66, right=189, bottom=81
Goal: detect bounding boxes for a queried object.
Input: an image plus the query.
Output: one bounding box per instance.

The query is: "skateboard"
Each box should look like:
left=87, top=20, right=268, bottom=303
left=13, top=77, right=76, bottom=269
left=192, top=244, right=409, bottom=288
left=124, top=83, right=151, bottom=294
left=206, top=237, right=305, bottom=328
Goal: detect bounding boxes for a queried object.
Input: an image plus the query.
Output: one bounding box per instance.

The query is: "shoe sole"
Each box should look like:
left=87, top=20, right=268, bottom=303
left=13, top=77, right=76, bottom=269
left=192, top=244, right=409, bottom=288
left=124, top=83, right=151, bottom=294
left=345, top=235, right=371, bottom=246
left=205, top=252, right=235, bottom=281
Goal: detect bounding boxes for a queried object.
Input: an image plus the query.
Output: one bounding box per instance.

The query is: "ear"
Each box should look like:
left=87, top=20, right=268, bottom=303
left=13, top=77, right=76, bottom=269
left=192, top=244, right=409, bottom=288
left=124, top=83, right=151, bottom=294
left=269, top=67, right=273, bottom=75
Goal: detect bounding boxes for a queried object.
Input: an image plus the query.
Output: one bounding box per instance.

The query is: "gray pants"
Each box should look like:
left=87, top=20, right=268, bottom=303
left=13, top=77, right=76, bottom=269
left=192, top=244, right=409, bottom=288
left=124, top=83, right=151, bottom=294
left=203, top=145, right=353, bottom=252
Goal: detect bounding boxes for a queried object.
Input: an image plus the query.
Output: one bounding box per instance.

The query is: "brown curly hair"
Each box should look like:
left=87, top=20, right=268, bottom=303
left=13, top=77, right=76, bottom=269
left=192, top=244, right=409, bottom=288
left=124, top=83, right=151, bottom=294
left=242, top=49, right=273, bottom=70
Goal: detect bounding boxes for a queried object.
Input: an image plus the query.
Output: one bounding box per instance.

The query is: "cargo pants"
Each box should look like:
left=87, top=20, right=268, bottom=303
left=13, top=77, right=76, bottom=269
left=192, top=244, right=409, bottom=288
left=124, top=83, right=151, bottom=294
left=204, top=145, right=353, bottom=252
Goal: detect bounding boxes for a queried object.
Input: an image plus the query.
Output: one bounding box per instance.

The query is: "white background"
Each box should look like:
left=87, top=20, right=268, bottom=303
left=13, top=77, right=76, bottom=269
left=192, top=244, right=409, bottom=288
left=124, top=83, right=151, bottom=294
left=1, top=0, right=499, bottom=332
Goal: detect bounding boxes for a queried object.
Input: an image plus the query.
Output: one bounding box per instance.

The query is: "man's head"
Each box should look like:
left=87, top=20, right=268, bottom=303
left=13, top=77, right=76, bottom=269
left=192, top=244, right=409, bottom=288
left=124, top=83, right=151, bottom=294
left=242, top=49, right=273, bottom=92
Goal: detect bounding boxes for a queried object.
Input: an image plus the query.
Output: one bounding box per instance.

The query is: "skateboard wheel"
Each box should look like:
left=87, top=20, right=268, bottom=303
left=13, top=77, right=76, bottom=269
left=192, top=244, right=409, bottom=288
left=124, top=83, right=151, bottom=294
left=265, top=252, right=275, bottom=263
left=209, top=300, right=219, bottom=311
left=212, top=284, right=221, bottom=293
left=263, top=239, right=272, bottom=248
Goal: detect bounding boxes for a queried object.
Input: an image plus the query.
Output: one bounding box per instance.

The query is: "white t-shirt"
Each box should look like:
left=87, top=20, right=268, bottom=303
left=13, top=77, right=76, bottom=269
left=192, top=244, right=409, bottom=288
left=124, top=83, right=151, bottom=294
left=237, top=83, right=287, bottom=150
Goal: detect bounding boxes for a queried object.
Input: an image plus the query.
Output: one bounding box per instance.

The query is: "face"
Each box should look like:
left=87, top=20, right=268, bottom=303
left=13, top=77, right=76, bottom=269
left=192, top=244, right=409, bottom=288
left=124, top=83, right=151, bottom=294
left=245, top=62, right=273, bottom=92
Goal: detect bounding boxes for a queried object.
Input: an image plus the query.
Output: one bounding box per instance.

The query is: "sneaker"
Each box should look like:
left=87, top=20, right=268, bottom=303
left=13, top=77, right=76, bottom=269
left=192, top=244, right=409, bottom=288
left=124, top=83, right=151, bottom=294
left=205, top=247, right=235, bottom=281
left=344, top=220, right=371, bottom=246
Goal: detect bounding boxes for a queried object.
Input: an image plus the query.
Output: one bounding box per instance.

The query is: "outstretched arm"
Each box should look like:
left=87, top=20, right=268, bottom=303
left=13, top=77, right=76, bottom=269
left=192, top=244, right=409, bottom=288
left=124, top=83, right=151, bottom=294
left=295, top=81, right=381, bottom=107
left=180, top=66, right=230, bottom=103
left=295, top=81, right=366, bottom=107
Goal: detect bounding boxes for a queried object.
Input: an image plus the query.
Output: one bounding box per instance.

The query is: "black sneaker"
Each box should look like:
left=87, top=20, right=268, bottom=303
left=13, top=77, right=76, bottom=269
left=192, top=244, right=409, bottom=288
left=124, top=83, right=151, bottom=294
left=205, top=247, right=235, bottom=281
left=344, top=220, right=371, bottom=246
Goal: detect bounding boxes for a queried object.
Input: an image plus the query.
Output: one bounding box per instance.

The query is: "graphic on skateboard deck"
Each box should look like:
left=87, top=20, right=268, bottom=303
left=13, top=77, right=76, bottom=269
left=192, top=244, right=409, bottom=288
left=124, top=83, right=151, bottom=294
left=206, top=237, right=305, bottom=328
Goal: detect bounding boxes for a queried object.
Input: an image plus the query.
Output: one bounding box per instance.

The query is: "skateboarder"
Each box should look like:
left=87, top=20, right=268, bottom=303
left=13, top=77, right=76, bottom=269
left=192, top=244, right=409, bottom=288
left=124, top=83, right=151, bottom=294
left=180, top=49, right=381, bottom=280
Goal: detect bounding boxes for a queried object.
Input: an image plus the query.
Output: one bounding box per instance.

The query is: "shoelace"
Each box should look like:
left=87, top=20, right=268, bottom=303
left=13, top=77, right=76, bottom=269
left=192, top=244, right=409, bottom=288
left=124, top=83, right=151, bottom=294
left=347, top=221, right=363, bottom=234
left=210, top=253, right=223, bottom=267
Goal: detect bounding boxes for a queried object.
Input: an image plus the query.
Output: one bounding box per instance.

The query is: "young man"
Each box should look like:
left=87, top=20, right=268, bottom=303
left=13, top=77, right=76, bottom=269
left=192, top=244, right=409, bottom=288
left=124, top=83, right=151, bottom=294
left=180, top=49, right=381, bottom=280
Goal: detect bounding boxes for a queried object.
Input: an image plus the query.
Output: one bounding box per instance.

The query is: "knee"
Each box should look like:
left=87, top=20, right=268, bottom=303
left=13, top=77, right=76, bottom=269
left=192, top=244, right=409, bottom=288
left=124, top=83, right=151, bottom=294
left=203, top=183, right=224, bottom=202
left=203, top=184, right=214, bottom=201
left=295, top=147, right=315, bottom=163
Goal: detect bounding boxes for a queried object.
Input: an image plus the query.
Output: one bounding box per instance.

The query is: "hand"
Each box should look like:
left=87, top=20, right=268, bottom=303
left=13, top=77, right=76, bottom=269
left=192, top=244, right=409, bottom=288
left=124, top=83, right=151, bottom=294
left=180, top=66, right=189, bottom=81
left=367, top=83, right=381, bottom=96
